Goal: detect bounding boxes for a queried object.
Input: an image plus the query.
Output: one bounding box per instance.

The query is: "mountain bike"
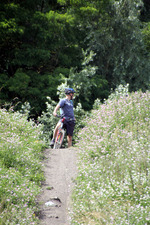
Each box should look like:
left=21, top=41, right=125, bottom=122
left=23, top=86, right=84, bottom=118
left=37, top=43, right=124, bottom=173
left=53, top=115, right=66, bottom=149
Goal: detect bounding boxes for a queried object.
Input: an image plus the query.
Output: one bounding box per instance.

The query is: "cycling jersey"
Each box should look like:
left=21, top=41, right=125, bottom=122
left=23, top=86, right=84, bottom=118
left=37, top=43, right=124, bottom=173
left=59, top=98, right=75, bottom=121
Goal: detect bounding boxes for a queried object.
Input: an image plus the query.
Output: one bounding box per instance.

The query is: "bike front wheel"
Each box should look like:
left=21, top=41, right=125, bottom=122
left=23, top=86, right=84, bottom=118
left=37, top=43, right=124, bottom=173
left=53, top=129, right=65, bottom=149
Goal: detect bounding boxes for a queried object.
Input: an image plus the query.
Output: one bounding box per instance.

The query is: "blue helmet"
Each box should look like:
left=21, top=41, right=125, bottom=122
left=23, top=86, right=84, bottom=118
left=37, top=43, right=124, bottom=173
left=65, top=88, right=76, bottom=94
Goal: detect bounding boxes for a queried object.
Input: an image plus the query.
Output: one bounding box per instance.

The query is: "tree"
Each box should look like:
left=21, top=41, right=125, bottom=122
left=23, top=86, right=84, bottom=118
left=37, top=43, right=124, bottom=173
left=0, top=0, right=83, bottom=117
left=140, top=0, right=150, bottom=22
left=0, top=0, right=149, bottom=118
left=86, top=0, right=150, bottom=91
left=140, top=0, right=150, bottom=72
left=67, top=50, right=108, bottom=110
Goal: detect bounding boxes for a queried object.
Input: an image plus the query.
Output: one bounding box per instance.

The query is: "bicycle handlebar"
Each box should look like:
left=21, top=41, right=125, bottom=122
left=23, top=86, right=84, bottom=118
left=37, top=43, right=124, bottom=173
left=56, top=114, right=65, bottom=123
left=56, top=114, right=65, bottom=120
left=56, top=114, right=61, bottom=118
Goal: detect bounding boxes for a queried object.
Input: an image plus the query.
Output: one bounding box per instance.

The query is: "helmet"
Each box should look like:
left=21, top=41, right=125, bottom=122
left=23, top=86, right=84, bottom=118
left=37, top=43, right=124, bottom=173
left=65, top=88, right=76, bottom=95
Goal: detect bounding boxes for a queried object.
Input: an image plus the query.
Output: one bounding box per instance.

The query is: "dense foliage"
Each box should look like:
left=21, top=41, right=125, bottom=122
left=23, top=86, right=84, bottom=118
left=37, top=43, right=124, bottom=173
left=0, top=109, right=45, bottom=224
left=0, top=0, right=82, bottom=116
left=0, top=0, right=150, bottom=118
left=72, top=89, right=150, bottom=224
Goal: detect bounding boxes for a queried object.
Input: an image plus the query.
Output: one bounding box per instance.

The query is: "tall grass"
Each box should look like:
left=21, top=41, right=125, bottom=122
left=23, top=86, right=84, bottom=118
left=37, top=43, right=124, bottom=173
left=0, top=109, right=46, bottom=224
left=72, top=91, right=150, bottom=225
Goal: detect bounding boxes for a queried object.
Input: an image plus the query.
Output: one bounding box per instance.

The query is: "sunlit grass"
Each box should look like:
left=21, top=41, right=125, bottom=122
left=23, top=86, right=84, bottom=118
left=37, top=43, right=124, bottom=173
left=72, top=91, right=150, bottom=225
left=0, top=109, right=46, bottom=224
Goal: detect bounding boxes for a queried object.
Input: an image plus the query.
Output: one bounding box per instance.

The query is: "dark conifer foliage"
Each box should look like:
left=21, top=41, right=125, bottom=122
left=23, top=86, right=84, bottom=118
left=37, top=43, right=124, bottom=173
left=140, top=0, right=150, bottom=22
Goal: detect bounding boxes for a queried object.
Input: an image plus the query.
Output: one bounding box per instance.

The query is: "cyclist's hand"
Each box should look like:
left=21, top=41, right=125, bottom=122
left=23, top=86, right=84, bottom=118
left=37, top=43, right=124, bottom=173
left=53, top=104, right=60, bottom=117
left=53, top=112, right=57, bottom=117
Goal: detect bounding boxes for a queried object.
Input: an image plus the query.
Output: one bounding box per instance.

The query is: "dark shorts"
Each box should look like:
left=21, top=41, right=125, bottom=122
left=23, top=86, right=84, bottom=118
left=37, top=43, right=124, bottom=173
left=63, top=120, right=75, bottom=136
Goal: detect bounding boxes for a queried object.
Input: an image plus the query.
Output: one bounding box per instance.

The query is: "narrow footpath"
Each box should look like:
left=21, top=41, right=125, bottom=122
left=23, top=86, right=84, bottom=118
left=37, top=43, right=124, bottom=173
left=38, top=148, right=77, bottom=225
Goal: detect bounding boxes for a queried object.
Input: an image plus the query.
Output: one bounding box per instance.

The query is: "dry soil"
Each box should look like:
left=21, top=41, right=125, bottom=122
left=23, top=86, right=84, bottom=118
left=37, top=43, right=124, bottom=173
left=38, top=147, right=77, bottom=225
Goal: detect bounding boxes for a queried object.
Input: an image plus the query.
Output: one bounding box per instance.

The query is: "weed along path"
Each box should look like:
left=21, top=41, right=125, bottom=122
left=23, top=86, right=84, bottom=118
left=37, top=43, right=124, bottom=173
left=38, top=147, right=77, bottom=225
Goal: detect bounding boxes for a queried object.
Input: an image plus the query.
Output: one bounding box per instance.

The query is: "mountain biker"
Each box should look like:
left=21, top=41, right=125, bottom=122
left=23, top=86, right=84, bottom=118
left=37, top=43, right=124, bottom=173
left=50, top=88, right=76, bottom=148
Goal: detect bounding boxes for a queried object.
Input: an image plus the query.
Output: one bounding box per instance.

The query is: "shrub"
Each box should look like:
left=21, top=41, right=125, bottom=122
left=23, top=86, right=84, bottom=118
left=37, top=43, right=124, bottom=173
left=0, top=109, right=46, bottom=224
left=72, top=90, right=150, bottom=225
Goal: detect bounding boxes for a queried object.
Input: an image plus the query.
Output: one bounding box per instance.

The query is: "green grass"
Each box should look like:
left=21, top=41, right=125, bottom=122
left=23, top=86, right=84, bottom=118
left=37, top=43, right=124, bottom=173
left=0, top=109, right=46, bottom=224
left=72, top=91, right=150, bottom=225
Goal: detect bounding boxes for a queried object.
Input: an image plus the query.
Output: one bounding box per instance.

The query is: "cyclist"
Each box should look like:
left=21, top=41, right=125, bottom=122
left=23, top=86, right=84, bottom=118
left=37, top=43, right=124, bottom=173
left=50, top=88, right=76, bottom=148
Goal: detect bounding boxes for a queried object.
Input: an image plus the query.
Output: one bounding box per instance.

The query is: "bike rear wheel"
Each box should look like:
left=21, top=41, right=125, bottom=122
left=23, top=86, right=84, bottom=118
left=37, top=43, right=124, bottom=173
left=53, top=129, right=65, bottom=149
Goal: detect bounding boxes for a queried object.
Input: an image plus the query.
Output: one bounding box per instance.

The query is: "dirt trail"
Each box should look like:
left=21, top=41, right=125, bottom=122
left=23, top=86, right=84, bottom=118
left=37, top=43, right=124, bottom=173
left=38, top=148, right=77, bottom=225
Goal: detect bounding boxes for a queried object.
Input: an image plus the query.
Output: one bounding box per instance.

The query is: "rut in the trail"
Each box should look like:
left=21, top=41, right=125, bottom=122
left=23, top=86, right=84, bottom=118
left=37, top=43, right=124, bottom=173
left=38, top=148, right=77, bottom=225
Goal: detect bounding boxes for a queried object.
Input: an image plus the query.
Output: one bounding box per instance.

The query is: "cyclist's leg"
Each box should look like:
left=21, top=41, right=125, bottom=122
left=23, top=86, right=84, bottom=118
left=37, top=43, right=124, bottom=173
left=66, top=120, right=75, bottom=148
left=67, top=135, right=72, bottom=148
left=50, top=121, right=61, bottom=146
left=53, top=121, right=61, bottom=140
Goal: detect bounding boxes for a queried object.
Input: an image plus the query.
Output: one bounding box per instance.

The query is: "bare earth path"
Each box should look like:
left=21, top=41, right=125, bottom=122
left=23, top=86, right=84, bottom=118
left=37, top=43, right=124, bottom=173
left=38, top=148, right=77, bottom=225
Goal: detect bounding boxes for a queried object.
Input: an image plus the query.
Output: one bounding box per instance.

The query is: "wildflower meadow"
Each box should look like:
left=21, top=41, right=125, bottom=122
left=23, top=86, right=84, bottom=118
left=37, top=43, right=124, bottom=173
left=0, top=109, right=45, bottom=224
left=72, top=90, right=150, bottom=225
left=0, top=88, right=149, bottom=225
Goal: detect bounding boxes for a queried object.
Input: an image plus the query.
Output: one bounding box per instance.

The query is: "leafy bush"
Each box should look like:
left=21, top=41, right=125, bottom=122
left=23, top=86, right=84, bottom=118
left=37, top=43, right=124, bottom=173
left=38, top=97, right=58, bottom=146
left=72, top=90, right=150, bottom=224
left=106, top=83, right=129, bottom=101
left=0, top=109, right=46, bottom=224
left=93, top=84, right=129, bottom=110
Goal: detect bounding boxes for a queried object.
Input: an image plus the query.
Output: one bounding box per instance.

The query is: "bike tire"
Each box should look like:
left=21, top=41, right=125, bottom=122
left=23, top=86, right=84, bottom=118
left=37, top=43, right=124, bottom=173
left=53, top=129, right=65, bottom=149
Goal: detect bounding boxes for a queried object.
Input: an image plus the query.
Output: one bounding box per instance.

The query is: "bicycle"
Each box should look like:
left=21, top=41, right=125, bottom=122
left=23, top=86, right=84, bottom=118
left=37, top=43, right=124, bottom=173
left=53, top=115, right=66, bottom=149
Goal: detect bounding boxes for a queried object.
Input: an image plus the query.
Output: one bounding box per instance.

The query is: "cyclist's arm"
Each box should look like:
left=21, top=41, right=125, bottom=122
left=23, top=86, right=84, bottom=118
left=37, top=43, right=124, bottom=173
left=53, top=104, right=60, bottom=117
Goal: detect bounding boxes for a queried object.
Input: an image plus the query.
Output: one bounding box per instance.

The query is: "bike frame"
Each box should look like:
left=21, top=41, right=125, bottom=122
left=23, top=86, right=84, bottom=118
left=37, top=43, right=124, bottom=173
left=53, top=116, right=66, bottom=149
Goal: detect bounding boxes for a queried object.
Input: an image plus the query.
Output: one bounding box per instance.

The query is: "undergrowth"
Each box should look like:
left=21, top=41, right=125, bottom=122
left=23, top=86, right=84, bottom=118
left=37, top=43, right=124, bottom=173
left=72, top=90, right=150, bottom=225
left=0, top=109, right=46, bottom=224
